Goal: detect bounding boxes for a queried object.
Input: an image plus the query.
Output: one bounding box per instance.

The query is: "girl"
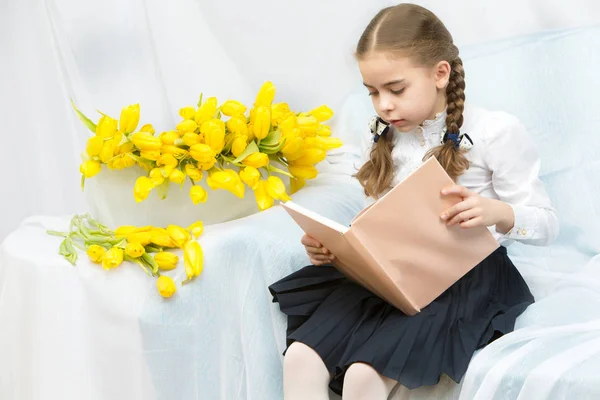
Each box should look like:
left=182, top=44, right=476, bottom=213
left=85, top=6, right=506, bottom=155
left=269, top=3, right=559, bottom=399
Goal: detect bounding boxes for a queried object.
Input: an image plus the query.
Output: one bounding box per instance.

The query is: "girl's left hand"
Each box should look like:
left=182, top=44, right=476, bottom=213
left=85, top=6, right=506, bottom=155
left=440, top=185, right=514, bottom=233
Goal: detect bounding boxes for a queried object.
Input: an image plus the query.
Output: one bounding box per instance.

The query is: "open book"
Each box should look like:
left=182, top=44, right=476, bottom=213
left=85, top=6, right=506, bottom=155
left=282, top=156, right=499, bottom=315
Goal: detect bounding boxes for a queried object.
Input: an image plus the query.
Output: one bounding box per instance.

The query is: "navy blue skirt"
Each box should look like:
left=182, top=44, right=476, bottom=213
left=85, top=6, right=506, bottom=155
left=268, top=246, right=534, bottom=395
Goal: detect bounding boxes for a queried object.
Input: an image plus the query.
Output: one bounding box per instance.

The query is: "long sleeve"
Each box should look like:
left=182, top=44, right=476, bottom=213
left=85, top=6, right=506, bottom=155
left=483, top=113, right=559, bottom=246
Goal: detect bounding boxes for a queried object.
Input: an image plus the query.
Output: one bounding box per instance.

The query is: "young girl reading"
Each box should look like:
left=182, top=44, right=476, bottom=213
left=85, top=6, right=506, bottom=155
left=269, top=4, right=559, bottom=399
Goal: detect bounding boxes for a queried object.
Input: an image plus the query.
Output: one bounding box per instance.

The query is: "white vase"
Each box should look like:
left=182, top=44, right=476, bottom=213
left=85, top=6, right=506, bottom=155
left=83, top=166, right=261, bottom=229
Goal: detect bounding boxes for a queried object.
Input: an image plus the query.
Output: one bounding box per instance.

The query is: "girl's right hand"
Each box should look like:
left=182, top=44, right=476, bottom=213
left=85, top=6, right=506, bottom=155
left=301, top=234, right=336, bottom=266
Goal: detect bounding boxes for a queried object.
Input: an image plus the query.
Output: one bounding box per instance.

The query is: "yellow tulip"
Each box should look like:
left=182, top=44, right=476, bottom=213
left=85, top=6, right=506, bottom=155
left=169, top=168, right=186, bottom=185
left=187, top=221, right=204, bottom=238
left=226, top=115, right=248, bottom=135
left=198, top=158, right=216, bottom=171
left=107, top=154, right=136, bottom=170
left=149, top=168, right=165, bottom=186
left=281, top=137, right=305, bottom=159
left=316, top=125, right=332, bottom=137
left=288, top=164, right=318, bottom=179
left=167, top=225, right=191, bottom=248
left=116, top=142, right=134, bottom=154
left=242, top=152, right=269, bottom=168
left=140, top=150, right=160, bottom=161
left=157, top=154, right=178, bottom=169
left=126, top=231, right=152, bottom=246
left=182, top=132, right=201, bottom=147
left=308, top=105, right=334, bottom=122
left=150, top=228, right=178, bottom=248
left=200, top=118, right=225, bottom=135
left=86, top=244, right=106, bottom=263
left=161, top=145, right=189, bottom=158
left=96, top=115, right=118, bottom=138
left=255, top=81, right=276, bottom=107
left=220, top=100, right=247, bottom=117
left=239, top=166, right=260, bottom=189
left=183, top=240, right=203, bottom=279
left=156, top=275, right=177, bottom=298
left=290, top=177, right=306, bottom=194
left=253, top=180, right=274, bottom=211
left=189, top=144, right=215, bottom=163
left=190, top=185, right=208, bottom=204
left=86, top=136, right=104, bottom=157
left=114, top=226, right=137, bottom=237
left=159, top=130, right=180, bottom=145
left=195, top=97, right=217, bottom=125
left=132, top=132, right=162, bottom=152
left=119, top=104, right=140, bottom=133
left=179, top=106, right=196, bottom=120
left=231, top=135, right=248, bottom=157
left=80, top=160, right=101, bottom=178
left=185, top=164, right=203, bottom=182
left=176, top=119, right=198, bottom=133
left=266, top=176, right=291, bottom=201
left=206, top=169, right=244, bottom=198
left=292, top=148, right=327, bottom=166
left=134, top=176, right=154, bottom=202
left=206, top=127, right=225, bottom=153
left=279, top=115, right=298, bottom=137
left=125, top=242, right=145, bottom=258
left=99, top=140, right=117, bottom=163
left=297, top=115, right=319, bottom=136
left=101, top=247, right=124, bottom=270
left=154, top=252, right=179, bottom=270
left=140, top=124, right=155, bottom=134
left=253, top=105, right=271, bottom=140
left=304, top=136, right=343, bottom=151
left=271, top=103, right=291, bottom=125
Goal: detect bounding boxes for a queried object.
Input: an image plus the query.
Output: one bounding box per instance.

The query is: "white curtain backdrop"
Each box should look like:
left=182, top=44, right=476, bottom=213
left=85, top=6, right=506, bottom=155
left=1, top=0, right=600, bottom=242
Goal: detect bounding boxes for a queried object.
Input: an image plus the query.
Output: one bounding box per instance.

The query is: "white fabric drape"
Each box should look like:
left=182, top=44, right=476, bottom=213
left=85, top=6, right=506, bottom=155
left=3, top=1, right=600, bottom=400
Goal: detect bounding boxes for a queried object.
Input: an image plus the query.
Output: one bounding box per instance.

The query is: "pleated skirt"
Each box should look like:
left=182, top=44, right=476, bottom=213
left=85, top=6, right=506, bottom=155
left=268, top=246, right=534, bottom=395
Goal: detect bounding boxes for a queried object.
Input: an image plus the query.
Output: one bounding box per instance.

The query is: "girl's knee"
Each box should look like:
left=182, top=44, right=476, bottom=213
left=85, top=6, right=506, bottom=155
left=284, top=342, right=327, bottom=373
left=344, top=362, right=380, bottom=387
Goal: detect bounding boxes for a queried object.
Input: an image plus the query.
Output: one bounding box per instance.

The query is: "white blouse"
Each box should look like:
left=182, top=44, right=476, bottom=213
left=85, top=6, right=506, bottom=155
left=359, top=105, right=559, bottom=246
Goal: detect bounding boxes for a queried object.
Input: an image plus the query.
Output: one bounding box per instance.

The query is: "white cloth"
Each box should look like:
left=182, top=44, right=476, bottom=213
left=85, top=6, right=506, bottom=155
left=360, top=106, right=559, bottom=246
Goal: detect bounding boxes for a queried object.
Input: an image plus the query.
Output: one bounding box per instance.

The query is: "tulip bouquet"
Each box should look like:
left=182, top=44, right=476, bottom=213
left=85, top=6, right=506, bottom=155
left=75, top=81, right=342, bottom=211
left=47, top=213, right=205, bottom=298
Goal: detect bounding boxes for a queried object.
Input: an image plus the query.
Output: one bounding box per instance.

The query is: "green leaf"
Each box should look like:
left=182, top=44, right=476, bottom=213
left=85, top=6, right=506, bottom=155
left=197, top=93, right=204, bottom=108
left=260, top=129, right=282, bottom=146
left=266, top=164, right=294, bottom=179
left=70, top=99, right=97, bottom=133
left=259, top=137, right=287, bottom=155
left=232, top=140, right=259, bottom=163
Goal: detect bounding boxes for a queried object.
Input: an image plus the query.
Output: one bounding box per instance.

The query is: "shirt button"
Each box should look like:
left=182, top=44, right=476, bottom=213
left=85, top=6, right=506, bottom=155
left=420, top=139, right=425, bottom=146
left=521, top=229, right=527, bottom=236
left=417, top=127, right=423, bottom=134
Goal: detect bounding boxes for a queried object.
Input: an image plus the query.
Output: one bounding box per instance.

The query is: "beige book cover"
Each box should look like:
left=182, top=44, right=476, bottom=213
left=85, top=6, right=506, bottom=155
left=282, top=156, right=499, bottom=316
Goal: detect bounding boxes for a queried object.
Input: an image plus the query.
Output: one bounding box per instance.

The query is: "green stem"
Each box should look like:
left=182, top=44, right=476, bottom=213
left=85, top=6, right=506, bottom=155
left=266, top=164, right=294, bottom=179
left=46, top=230, right=67, bottom=238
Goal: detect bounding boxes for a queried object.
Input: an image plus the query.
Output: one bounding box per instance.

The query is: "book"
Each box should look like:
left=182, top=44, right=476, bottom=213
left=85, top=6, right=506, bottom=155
left=282, top=156, right=500, bottom=315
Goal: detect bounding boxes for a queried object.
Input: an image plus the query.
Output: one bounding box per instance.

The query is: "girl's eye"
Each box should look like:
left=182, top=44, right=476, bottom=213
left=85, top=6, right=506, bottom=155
left=368, top=92, right=378, bottom=97
left=391, top=88, right=405, bottom=95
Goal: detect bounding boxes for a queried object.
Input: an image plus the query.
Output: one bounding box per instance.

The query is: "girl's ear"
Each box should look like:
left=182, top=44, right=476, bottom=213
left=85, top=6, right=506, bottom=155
left=434, top=60, right=451, bottom=90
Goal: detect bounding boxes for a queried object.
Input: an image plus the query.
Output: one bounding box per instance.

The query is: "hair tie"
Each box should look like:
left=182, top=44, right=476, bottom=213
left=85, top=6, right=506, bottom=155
left=442, top=130, right=473, bottom=150
left=369, top=116, right=390, bottom=143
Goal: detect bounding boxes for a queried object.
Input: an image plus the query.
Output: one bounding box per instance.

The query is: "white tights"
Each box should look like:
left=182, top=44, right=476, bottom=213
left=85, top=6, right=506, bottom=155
left=283, top=342, right=397, bottom=400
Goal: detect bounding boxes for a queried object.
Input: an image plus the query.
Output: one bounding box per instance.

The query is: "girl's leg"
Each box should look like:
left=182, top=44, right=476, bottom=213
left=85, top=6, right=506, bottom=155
left=342, top=362, right=397, bottom=400
left=283, top=342, right=331, bottom=400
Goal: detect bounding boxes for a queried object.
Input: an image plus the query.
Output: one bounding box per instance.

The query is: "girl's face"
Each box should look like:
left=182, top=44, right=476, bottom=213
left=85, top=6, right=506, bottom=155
left=358, top=52, right=450, bottom=132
